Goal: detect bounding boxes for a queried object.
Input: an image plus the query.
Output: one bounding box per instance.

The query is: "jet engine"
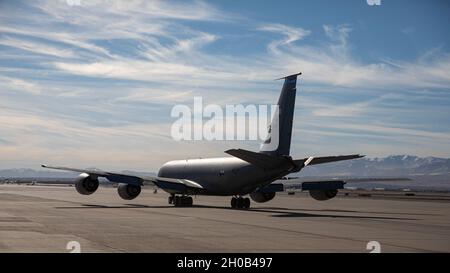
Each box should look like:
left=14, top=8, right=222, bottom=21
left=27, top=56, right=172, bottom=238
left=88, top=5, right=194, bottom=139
left=75, top=173, right=99, bottom=195
left=309, top=189, right=338, bottom=201
left=117, top=183, right=141, bottom=200
left=250, top=192, right=276, bottom=203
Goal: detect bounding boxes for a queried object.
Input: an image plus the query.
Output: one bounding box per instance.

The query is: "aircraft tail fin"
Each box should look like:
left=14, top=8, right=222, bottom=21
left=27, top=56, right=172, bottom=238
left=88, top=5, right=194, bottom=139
left=259, top=72, right=300, bottom=156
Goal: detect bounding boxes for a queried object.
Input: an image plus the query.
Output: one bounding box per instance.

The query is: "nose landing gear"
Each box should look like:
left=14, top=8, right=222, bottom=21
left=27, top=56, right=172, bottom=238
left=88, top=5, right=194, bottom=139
left=231, top=196, right=250, bottom=209
left=169, top=194, right=193, bottom=207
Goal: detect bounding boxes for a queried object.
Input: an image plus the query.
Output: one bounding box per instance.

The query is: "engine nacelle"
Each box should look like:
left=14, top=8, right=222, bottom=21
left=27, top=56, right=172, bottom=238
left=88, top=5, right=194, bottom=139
left=117, top=183, right=141, bottom=200
left=309, top=189, right=338, bottom=201
left=250, top=192, right=276, bottom=203
left=75, top=173, right=99, bottom=195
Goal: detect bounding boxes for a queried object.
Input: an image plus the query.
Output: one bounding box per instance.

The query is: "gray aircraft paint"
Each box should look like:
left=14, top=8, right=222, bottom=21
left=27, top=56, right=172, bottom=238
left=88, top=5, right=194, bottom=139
left=157, top=74, right=301, bottom=196
left=42, top=72, right=363, bottom=203
left=157, top=157, right=291, bottom=195
left=260, top=73, right=299, bottom=156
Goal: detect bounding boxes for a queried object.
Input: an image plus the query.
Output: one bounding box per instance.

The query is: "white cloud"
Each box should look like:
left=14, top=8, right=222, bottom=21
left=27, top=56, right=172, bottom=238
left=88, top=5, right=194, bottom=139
left=255, top=23, right=450, bottom=90
left=44, top=0, right=234, bottom=22
left=311, top=93, right=401, bottom=117
left=323, top=24, right=351, bottom=46
left=0, top=36, right=76, bottom=58
left=0, top=1, right=449, bottom=169
left=259, top=24, right=311, bottom=44
left=258, top=23, right=311, bottom=54
left=0, top=76, right=42, bottom=95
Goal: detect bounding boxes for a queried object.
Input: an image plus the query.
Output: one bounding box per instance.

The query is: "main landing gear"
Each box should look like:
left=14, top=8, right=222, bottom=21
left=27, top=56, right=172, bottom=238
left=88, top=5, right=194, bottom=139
left=231, top=196, right=250, bottom=209
left=168, top=194, right=193, bottom=207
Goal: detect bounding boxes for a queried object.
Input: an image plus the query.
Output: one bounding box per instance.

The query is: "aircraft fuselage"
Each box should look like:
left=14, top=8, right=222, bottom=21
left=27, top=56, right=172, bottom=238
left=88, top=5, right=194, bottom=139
left=158, top=157, right=290, bottom=195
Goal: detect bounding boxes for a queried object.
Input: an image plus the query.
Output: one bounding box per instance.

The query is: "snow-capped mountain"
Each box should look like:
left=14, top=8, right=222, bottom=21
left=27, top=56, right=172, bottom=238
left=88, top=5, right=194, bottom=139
left=300, top=155, right=450, bottom=177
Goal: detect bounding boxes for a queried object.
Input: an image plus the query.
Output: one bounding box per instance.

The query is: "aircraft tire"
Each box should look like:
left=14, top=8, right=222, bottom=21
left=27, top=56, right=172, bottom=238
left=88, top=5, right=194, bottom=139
left=243, top=198, right=250, bottom=209
left=231, top=197, right=237, bottom=208
left=174, top=196, right=193, bottom=207
left=183, top=196, right=192, bottom=207
left=174, top=196, right=182, bottom=207
left=236, top=197, right=243, bottom=209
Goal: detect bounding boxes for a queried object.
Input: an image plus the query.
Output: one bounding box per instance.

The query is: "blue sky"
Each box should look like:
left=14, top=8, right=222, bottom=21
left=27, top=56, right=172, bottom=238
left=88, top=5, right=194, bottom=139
left=0, top=0, right=449, bottom=171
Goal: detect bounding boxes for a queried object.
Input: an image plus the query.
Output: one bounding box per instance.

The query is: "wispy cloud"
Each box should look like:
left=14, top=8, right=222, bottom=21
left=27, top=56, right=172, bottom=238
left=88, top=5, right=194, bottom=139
left=0, top=36, right=76, bottom=58
left=258, top=23, right=311, bottom=54
left=0, top=76, right=42, bottom=95
left=0, top=0, right=449, bottom=169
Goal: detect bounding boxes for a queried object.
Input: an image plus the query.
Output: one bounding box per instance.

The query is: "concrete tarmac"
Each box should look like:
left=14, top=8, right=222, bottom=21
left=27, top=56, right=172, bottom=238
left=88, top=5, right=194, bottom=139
left=0, top=184, right=449, bottom=252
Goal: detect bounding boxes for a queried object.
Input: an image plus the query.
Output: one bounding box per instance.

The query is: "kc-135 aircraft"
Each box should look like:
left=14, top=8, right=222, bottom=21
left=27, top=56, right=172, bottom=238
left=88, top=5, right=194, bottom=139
left=42, top=73, right=366, bottom=209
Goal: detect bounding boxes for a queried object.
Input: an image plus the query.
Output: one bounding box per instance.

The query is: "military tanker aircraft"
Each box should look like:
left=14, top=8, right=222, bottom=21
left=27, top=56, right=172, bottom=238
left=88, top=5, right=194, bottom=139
left=43, top=73, right=364, bottom=209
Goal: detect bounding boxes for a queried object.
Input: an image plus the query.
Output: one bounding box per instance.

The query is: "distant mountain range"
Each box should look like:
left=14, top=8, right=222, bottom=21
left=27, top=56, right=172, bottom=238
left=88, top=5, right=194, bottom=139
left=1, top=155, right=449, bottom=190
left=297, top=155, right=450, bottom=190
left=299, top=155, right=450, bottom=177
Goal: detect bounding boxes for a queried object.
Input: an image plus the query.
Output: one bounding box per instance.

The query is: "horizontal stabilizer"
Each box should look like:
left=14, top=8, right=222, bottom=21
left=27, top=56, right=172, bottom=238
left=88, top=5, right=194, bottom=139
left=294, top=154, right=364, bottom=167
left=275, top=72, right=302, bottom=80
left=225, top=149, right=289, bottom=169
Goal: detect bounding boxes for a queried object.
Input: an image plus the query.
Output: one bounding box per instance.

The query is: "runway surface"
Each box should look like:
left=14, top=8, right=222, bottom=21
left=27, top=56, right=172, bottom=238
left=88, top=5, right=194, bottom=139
left=0, top=184, right=449, bottom=252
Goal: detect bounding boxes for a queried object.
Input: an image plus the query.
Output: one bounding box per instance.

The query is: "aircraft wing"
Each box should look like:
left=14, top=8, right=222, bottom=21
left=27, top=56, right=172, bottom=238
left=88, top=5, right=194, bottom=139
left=41, top=164, right=204, bottom=193
left=336, top=177, right=411, bottom=183
left=262, top=177, right=411, bottom=193
left=41, top=165, right=110, bottom=176
left=42, top=164, right=147, bottom=185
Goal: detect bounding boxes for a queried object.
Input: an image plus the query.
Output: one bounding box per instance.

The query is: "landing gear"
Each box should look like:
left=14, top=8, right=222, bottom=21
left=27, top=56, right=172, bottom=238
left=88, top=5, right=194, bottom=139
left=231, top=196, right=250, bottom=209
left=169, top=194, right=193, bottom=207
